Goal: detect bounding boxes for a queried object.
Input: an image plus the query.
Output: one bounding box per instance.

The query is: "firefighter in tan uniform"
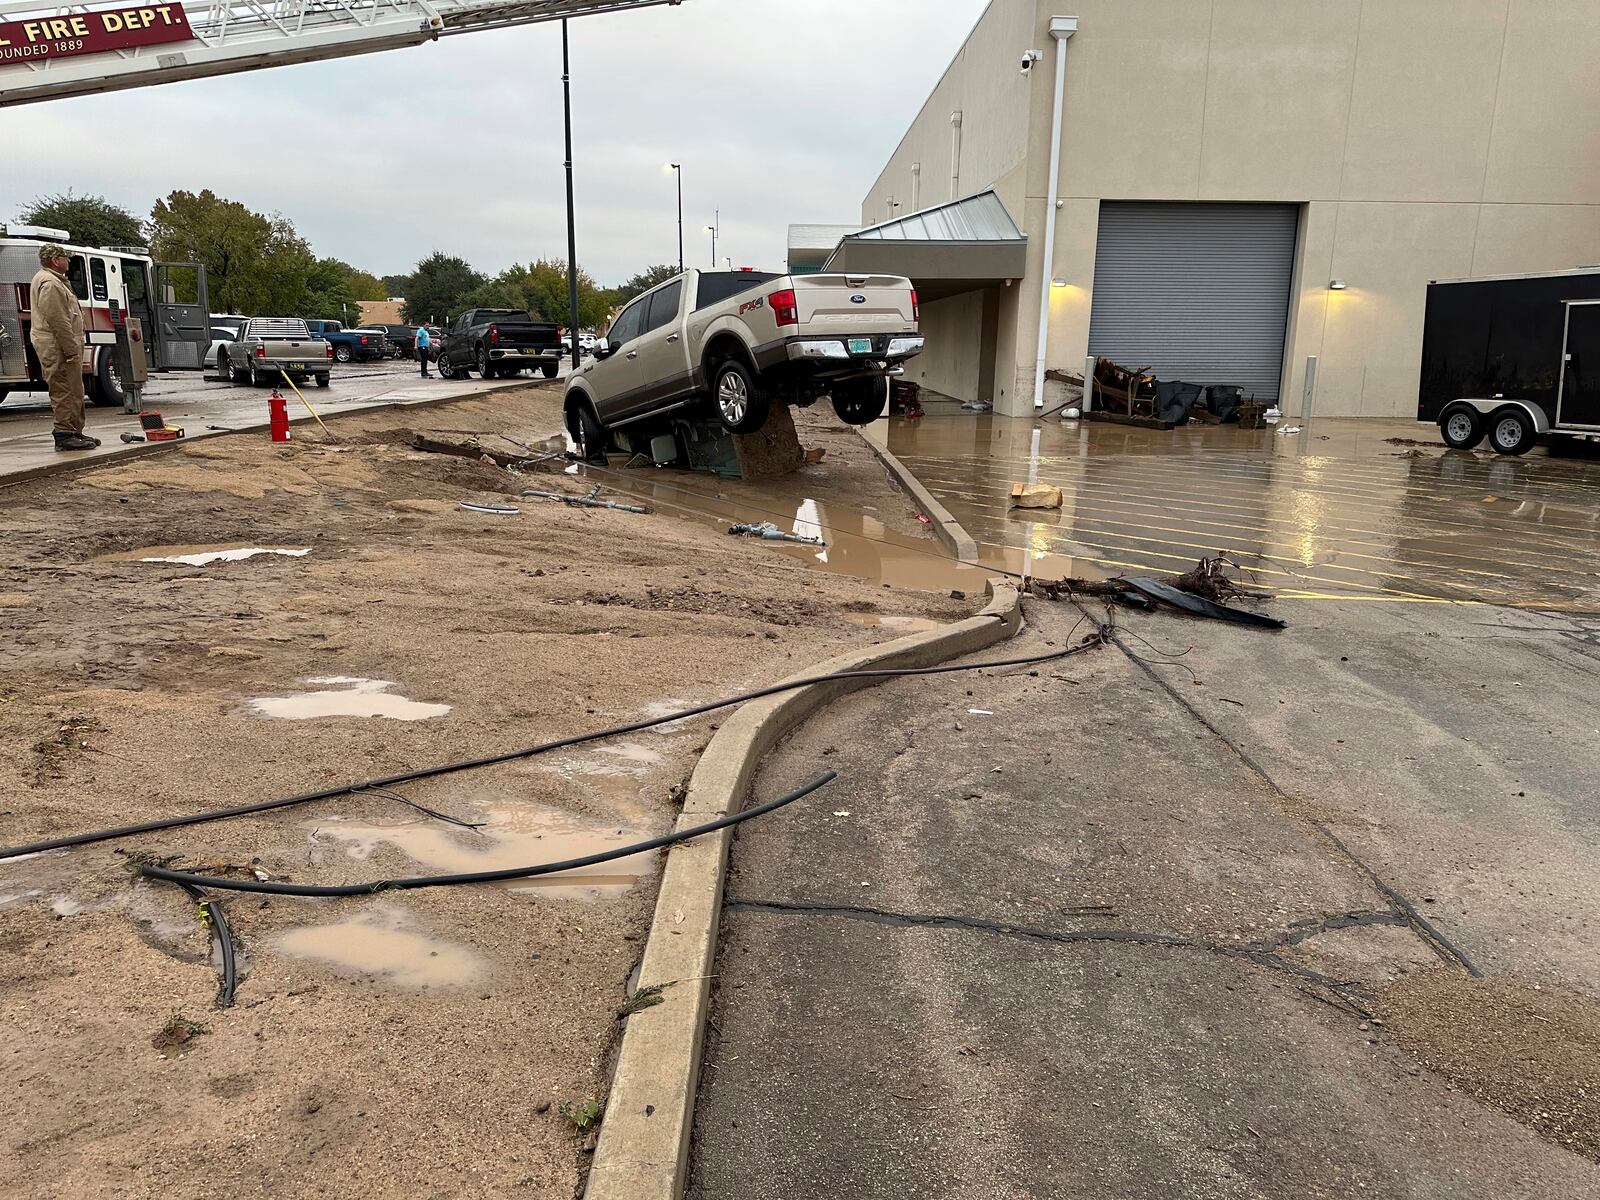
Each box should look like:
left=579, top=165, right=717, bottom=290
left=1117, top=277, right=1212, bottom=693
left=29, top=244, right=99, bottom=452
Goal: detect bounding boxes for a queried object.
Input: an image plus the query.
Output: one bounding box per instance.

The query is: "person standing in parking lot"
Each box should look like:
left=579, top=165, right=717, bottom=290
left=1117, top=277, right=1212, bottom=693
left=414, top=324, right=432, bottom=378
left=29, top=244, right=98, bottom=452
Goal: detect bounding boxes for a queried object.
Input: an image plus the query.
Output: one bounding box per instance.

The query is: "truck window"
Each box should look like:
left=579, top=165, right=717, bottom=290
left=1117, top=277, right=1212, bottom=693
left=66, top=255, right=89, bottom=300
left=644, top=281, right=683, bottom=333
left=695, top=271, right=778, bottom=311
left=607, top=300, right=645, bottom=350
left=90, top=258, right=109, bottom=302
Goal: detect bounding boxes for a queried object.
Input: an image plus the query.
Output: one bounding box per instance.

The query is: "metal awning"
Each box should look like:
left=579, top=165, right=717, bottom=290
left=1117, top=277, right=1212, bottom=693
left=821, top=190, right=1028, bottom=300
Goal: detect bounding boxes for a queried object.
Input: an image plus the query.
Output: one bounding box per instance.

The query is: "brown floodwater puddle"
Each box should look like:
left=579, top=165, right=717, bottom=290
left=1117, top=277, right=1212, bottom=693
left=97, top=543, right=312, bottom=567
left=310, top=795, right=659, bottom=901
left=552, top=455, right=982, bottom=593
left=273, top=907, right=486, bottom=989
left=250, top=676, right=451, bottom=721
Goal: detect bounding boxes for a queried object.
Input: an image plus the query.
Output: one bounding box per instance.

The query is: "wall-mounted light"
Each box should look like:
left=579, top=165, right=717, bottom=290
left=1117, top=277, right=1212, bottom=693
left=1328, top=279, right=1348, bottom=290
left=1051, top=277, right=1067, bottom=288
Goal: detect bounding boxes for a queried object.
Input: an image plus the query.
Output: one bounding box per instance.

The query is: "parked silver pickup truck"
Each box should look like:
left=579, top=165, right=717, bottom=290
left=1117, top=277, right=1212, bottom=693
left=219, top=317, right=333, bottom=388
left=563, top=268, right=922, bottom=456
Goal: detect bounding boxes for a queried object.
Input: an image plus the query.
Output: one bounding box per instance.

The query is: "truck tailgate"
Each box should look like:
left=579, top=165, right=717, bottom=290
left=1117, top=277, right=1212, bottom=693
left=792, top=274, right=915, bottom=333
left=260, top=339, right=325, bottom=361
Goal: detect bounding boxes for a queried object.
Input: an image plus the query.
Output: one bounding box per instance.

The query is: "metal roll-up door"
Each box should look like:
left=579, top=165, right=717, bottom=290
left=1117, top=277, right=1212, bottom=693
left=1088, top=202, right=1298, bottom=401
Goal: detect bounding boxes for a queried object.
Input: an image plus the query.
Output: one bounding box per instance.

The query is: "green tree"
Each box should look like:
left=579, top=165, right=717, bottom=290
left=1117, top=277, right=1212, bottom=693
left=19, top=190, right=144, bottom=249
left=148, top=189, right=315, bottom=316
left=402, top=252, right=485, bottom=325
left=380, top=273, right=411, bottom=298
left=614, top=263, right=678, bottom=304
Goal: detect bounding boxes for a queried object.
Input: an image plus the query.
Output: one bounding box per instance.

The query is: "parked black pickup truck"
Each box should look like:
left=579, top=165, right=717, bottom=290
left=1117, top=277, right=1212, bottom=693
left=436, top=308, right=563, bottom=380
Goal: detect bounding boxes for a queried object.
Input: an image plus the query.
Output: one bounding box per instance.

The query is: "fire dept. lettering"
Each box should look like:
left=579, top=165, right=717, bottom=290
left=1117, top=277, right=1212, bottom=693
left=0, top=4, right=194, bottom=61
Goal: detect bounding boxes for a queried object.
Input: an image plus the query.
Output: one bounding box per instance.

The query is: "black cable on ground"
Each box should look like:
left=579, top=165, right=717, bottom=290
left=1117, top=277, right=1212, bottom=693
left=177, top=882, right=238, bottom=1008
left=0, top=631, right=1104, bottom=862
left=141, top=770, right=840, bottom=897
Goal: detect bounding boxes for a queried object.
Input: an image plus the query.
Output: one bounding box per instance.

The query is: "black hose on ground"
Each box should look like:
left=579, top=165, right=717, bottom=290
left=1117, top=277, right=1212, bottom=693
left=177, top=881, right=238, bottom=1008
left=0, top=630, right=1105, bottom=862
left=140, top=770, right=839, bottom=897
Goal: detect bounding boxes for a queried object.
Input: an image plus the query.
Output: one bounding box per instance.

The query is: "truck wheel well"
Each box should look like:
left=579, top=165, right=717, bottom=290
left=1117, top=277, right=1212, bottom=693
left=703, top=334, right=753, bottom=378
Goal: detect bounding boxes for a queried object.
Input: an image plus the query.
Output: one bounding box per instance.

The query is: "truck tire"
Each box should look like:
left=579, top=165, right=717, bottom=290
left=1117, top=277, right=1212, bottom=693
left=1487, top=407, right=1536, bottom=456
left=316, top=374, right=330, bottom=388
left=541, top=361, right=559, bottom=379
left=569, top=399, right=609, bottom=462
left=830, top=377, right=889, bottom=425
left=436, top=353, right=456, bottom=381
left=1439, top=405, right=1485, bottom=450
left=711, top=358, right=770, bottom=435
left=477, top=346, right=494, bottom=378
left=88, top=350, right=121, bottom=407
left=333, top=344, right=354, bottom=363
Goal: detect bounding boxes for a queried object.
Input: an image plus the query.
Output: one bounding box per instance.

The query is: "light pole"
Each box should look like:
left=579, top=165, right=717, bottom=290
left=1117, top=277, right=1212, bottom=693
left=667, top=162, right=683, bottom=273
left=562, top=20, right=580, bottom=371
left=706, top=208, right=719, bottom=268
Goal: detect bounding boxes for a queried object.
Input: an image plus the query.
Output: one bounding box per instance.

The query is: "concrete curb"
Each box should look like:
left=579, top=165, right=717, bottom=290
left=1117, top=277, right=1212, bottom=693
left=0, top=379, right=550, bottom=491
left=584, top=578, right=1022, bottom=1200
left=857, top=424, right=979, bottom=564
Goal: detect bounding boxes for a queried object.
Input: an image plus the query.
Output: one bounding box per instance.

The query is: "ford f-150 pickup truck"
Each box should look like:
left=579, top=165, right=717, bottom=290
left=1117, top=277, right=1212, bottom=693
left=562, top=268, right=922, bottom=457
left=436, top=309, right=563, bottom=380
left=219, top=317, right=333, bottom=388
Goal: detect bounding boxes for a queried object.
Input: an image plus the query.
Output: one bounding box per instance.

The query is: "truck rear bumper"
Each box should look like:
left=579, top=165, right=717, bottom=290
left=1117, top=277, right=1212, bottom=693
left=490, top=347, right=561, bottom=361
left=782, top=335, right=924, bottom=364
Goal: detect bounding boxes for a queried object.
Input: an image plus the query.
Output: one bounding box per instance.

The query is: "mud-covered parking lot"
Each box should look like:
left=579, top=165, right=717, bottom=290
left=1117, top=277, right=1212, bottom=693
left=0, top=383, right=972, bottom=1198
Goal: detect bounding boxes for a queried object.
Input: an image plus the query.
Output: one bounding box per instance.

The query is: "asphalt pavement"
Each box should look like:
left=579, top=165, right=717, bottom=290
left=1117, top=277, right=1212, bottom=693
left=688, top=595, right=1600, bottom=1197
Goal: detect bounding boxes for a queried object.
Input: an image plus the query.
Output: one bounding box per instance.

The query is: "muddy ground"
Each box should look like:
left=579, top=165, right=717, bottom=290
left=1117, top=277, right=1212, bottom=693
left=0, top=384, right=971, bottom=1199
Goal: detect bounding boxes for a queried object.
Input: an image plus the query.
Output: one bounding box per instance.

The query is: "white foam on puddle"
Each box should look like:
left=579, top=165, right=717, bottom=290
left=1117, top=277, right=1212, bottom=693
left=249, top=677, right=451, bottom=721
left=142, top=547, right=311, bottom=567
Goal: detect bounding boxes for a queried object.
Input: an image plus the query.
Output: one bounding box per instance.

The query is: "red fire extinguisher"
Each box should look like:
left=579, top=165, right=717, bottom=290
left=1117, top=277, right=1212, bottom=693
left=268, top=390, right=290, bottom=442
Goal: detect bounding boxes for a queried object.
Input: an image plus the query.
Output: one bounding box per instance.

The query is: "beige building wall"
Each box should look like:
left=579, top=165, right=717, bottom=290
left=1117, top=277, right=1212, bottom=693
left=865, top=0, right=1600, bottom=420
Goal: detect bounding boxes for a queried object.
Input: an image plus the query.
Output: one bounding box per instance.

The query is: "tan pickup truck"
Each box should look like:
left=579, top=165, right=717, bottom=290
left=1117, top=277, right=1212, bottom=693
left=219, top=317, right=333, bottom=388
left=563, top=268, right=922, bottom=456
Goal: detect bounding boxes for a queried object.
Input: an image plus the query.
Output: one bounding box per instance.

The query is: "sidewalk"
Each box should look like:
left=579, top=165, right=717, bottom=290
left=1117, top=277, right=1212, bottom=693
left=0, top=359, right=547, bottom=484
left=687, top=597, right=1600, bottom=1198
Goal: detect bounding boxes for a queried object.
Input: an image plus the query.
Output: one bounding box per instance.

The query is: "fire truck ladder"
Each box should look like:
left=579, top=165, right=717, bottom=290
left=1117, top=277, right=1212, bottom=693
left=0, top=0, right=676, bottom=107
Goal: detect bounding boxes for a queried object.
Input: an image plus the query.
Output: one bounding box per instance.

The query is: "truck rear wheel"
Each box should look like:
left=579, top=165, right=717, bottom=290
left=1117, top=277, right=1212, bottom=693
left=830, top=377, right=889, bottom=425
left=246, top=358, right=260, bottom=387
left=1439, top=405, right=1485, bottom=449
left=334, top=344, right=353, bottom=363
left=712, top=358, right=770, bottom=435
left=1487, top=407, right=1536, bottom=456
left=541, top=361, right=559, bottom=379
left=316, top=374, right=330, bottom=388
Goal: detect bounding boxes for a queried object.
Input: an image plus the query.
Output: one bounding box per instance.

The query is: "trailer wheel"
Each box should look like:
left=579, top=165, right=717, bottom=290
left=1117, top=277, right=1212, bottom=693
left=1439, top=405, right=1485, bottom=450
left=1487, top=407, right=1536, bottom=456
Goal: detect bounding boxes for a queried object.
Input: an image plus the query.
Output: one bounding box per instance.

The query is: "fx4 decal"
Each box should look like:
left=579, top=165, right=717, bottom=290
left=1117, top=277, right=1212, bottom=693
left=738, top=296, right=766, bottom=316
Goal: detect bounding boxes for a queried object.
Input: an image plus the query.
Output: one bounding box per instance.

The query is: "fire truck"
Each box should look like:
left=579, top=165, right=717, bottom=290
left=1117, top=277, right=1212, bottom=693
left=0, top=222, right=209, bottom=410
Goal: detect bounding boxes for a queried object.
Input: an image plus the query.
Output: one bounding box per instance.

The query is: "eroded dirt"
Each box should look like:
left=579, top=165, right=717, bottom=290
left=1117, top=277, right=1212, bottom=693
left=0, top=384, right=969, bottom=1198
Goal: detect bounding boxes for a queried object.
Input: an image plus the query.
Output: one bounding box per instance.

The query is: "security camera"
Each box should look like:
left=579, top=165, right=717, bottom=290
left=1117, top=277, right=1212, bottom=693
left=1020, top=49, right=1042, bottom=74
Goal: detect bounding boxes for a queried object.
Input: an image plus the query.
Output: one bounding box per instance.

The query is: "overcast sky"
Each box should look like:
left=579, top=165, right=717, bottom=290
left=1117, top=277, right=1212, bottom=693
left=0, top=0, right=987, bottom=286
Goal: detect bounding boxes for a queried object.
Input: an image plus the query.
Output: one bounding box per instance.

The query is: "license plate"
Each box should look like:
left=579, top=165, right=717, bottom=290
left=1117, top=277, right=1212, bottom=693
left=848, top=338, right=873, bottom=355
left=286, top=362, right=306, bottom=370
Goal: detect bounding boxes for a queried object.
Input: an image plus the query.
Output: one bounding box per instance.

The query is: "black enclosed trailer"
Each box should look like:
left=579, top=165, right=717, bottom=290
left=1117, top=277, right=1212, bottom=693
left=1418, top=267, right=1600, bottom=454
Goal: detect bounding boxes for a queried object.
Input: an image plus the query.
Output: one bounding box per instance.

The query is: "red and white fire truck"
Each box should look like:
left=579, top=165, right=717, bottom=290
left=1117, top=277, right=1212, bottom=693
left=0, top=222, right=209, bottom=409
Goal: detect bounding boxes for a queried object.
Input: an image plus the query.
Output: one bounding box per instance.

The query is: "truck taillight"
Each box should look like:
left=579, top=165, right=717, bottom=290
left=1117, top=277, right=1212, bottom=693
left=489, top=324, right=499, bottom=346
left=769, top=289, right=798, bottom=327
left=255, top=345, right=265, bottom=359
left=360, top=334, right=368, bottom=345
left=326, top=344, right=334, bottom=359
left=910, top=287, right=918, bottom=321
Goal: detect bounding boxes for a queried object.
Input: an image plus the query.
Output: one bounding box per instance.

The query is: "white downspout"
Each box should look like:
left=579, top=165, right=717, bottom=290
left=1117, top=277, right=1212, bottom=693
left=1031, top=16, right=1077, bottom=410
left=949, top=111, right=963, bottom=201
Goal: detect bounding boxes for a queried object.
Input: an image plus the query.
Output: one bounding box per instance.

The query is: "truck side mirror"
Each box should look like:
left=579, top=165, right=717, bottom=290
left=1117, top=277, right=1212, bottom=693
left=594, top=338, right=612, bottom=360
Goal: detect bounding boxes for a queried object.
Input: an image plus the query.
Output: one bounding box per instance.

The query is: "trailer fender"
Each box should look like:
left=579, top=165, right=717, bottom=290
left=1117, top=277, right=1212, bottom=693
left=1446, top=398, right=1550, bottom=433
